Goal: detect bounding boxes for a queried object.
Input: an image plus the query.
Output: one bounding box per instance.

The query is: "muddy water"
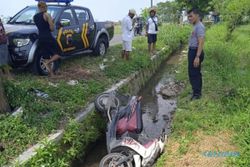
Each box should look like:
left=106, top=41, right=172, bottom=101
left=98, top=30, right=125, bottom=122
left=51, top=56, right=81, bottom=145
left=74, top=50, right=185, bottom=167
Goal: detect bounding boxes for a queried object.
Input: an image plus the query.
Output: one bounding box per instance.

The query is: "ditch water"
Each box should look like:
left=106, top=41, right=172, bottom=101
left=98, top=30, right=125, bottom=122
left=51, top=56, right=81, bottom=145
left=73, top=49, right=186, bottom=167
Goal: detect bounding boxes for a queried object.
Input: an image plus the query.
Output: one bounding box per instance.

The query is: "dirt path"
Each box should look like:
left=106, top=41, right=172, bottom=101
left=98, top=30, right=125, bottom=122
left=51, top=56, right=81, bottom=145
left=164, top=131, right=238, bottom=167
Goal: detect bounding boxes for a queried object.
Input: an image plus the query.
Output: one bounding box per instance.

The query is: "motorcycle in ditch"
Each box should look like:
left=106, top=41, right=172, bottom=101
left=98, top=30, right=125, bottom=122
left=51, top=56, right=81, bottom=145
left=94, top=91, right=167, bottom=167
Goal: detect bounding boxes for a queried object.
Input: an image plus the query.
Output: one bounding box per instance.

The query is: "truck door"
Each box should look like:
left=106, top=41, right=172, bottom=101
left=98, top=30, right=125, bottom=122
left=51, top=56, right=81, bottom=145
left=57, top=8, right=79, bottom=54
left=74, top=8, right=95, bottom=50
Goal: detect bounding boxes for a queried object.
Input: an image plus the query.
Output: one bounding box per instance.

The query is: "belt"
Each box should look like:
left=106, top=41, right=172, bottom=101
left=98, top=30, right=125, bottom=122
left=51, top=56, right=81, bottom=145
left=189, top=47, right=198, bottom=50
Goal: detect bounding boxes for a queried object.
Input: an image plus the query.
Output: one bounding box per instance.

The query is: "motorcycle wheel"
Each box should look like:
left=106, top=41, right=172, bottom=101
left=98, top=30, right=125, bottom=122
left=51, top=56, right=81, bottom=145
left=99, top=153, right=133, bottom=167
left=94, top=93, right=120, bottom=113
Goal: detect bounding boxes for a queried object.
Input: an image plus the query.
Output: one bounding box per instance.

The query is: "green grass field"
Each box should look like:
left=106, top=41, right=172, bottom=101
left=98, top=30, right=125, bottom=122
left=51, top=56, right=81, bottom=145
left=114, top=24, right=122, bottom=35
left=156, top=24, right=250, bottom=167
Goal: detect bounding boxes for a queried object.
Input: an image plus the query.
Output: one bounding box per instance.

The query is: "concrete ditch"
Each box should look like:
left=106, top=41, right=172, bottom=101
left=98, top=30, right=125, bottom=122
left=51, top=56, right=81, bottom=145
left=8, top=45, right=180, bottom=167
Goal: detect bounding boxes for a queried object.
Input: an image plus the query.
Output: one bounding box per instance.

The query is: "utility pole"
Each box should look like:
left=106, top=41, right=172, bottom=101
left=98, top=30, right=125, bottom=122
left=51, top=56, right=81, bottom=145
left=151, top=0, right=153, bottom=7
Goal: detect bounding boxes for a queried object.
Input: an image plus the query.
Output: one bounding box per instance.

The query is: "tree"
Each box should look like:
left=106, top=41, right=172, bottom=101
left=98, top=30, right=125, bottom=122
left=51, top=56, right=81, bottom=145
left=222, top=0, right=250, bottom=38
left=157, top=1, right=181, bottom=23
left=140, top=7, right=149, bottom=22
left=176, top=0, right=212, bottom=14
left=209, top=0, right=228, bottom=12
left=141, top=1, right=181, bottom=23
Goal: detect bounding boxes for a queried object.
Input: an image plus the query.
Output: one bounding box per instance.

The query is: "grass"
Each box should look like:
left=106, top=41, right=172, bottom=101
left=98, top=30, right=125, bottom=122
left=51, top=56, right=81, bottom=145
left=114, top=24, right=122, bottom=35
left=156, top=24, right=250, bottom=167
left=24, top=112, right=106, bottom=167
left=0, top=24, right=191, bottom=165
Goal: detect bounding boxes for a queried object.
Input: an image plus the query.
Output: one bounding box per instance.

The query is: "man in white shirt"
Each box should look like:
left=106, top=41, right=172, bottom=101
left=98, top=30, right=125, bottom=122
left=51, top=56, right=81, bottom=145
left=146, top=7, right=158, bottom=56
left=121, top=9, right=136, bottom=60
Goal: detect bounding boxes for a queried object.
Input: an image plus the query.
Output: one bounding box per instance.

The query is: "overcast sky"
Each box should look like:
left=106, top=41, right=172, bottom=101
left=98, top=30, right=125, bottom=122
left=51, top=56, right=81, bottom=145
left=0, top=0, right=167, bottom=21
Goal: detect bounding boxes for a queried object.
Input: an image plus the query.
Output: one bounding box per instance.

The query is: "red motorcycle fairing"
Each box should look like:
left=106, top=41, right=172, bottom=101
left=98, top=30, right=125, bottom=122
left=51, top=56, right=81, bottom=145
left=116, top=96, right=143, bottom=135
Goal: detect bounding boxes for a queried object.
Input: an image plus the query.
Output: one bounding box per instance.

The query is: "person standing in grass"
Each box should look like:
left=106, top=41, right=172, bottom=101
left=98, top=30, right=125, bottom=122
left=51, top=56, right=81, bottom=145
left=34, top=1, right=61, bottom=76
left=121, top=9, right=136, bottom=60
left=187, top=8, right=205, bottom=100
left=146, top=7, right=158, bottom=57
left=0, top=18, right=11, bottom=76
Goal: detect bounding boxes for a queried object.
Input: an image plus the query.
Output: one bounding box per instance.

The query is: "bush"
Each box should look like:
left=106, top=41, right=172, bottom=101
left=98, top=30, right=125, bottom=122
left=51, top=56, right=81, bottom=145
left=223, top=0, right=250, bottom=37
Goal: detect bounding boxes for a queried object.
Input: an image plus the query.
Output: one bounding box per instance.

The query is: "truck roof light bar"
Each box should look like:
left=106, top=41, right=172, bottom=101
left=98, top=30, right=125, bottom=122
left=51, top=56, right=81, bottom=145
left=35, top=0, right=73, bottom=5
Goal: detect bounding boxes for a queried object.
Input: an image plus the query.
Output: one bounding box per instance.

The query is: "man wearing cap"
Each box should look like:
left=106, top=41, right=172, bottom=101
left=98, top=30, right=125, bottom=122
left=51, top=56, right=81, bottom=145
left=146, top=7, right=158, bottom=56
left=34, top=1, right=61, bottom=76
left=121, top=9, right=136, bottom=60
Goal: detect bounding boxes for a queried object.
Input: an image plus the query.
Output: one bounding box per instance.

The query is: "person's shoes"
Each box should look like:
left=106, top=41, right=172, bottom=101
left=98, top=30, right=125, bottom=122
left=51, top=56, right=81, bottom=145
left=44, top=60, right=51, bottom=72
left=191, top=95, right=201, bottom=101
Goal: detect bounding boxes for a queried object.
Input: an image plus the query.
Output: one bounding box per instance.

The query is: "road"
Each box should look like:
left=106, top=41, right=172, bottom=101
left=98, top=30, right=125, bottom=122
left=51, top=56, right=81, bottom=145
left=110, top=34, right=122, bottom=46
left=110, top=33, right=146, bottom=46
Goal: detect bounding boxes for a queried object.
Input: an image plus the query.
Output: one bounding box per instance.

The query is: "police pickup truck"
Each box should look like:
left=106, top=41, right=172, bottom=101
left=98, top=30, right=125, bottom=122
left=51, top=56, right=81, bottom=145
left=5, top=0, right=114, bottom=75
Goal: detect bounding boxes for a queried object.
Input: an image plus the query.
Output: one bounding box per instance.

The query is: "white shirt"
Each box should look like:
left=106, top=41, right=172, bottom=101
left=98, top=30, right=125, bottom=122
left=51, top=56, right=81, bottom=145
left=147, top=16, right=158, bottom=34
left=122, top=15, right=133, bottom=41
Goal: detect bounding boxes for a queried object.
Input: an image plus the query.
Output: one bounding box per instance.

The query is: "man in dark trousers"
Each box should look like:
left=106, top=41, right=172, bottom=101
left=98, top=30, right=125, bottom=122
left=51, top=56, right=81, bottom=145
left=187, top=9, right=205, bottom=100
left=34, top=1, right=61, bottom=76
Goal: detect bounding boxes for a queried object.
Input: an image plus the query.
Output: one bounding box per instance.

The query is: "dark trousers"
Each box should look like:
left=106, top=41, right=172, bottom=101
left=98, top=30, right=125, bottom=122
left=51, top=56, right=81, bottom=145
left=188, top=48, right=204, bottom=96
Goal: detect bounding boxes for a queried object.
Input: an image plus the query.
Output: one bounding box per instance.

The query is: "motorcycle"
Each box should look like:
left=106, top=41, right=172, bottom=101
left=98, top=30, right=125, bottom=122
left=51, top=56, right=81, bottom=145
left=134, top=22, right=142, bottom=36
left=94, top=91, right=167, bottom=167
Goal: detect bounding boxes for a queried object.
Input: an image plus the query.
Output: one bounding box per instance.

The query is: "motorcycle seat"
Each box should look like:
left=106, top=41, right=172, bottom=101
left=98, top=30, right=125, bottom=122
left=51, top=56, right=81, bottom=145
left=143, top=139, right=156, bottom=148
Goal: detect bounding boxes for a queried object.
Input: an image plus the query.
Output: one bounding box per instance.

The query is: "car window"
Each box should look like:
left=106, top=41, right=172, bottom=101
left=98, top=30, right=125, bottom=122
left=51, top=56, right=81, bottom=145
left=60, top=9, right=75, bottom=26
left=15, top=8, right=37, bottom=24
left=9, top=6, right=60, bottom=25
left=74, top=8, right=89, bottom=24
left=47, top=8, right=59, bottom=19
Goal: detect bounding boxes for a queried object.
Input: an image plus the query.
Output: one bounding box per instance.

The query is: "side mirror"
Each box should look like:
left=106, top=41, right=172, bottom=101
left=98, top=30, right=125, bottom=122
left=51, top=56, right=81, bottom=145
left=59, top=19, right=71, bottom=27
left=7, top=17, right=13, bottom=24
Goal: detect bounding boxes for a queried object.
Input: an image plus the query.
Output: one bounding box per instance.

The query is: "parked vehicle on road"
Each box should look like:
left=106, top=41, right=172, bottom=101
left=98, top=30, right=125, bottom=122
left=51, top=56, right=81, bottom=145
left=134, top=17, right=144, bottom=36
left=95, top=91, right=167, bottom=167
left=5, top=0, right=114, bottom=75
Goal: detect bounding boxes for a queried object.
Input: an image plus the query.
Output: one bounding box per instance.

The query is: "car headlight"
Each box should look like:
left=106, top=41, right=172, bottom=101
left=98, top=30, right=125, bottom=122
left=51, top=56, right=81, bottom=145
left=13, top=38, right=30, bottom=47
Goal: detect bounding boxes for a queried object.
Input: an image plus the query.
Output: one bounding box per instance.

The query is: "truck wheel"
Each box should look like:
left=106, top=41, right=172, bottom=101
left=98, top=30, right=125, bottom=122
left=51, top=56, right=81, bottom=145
left=32, top=50, right=60, bottom=75
left=94, top=37, right=108, bottom=56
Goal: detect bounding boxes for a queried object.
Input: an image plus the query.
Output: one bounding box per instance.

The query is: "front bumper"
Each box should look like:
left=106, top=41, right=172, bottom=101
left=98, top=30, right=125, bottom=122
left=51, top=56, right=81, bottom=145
left=8, top=42, right=33, bottom=66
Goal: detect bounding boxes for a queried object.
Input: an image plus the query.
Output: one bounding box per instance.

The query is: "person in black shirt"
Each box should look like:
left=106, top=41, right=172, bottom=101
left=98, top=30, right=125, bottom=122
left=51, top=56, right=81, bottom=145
left=34, top=1, right=61, bottom=76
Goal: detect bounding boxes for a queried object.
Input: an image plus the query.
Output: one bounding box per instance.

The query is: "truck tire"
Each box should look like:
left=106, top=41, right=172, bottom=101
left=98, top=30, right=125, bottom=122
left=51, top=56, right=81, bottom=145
left=32, top=50, right=60, bottom=76
left=94, top=37, right=108, bottom=56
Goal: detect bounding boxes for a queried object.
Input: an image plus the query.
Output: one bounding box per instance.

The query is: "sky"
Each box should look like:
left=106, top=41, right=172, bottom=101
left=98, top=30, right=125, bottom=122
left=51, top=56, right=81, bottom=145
left=0, top=0, right=167, bottom=21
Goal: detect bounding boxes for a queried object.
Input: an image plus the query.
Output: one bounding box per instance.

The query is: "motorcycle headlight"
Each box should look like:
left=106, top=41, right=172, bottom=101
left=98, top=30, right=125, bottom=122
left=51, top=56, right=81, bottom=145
left=13, top=38, right=30, bottom=47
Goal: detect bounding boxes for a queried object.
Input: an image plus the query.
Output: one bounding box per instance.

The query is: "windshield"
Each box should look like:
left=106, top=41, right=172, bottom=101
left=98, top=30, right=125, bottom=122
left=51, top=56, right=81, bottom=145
left=9, top=6, right=60, bottom=25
